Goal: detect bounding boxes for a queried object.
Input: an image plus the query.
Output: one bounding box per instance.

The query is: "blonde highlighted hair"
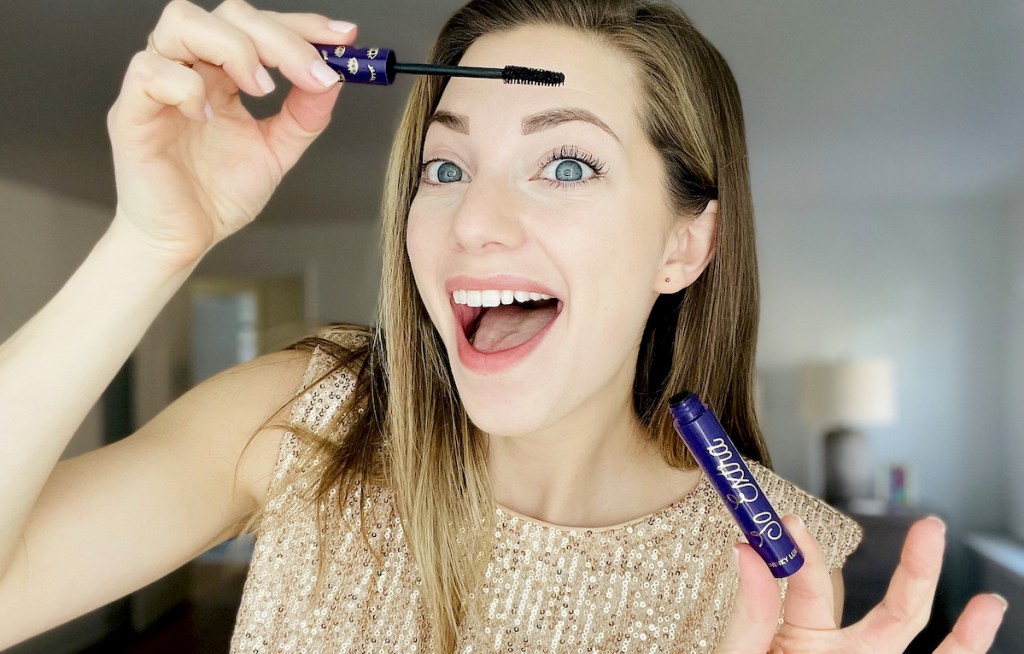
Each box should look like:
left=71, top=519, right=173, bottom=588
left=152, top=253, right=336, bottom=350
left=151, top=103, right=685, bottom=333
left=260, top=1, right=769, bottom=651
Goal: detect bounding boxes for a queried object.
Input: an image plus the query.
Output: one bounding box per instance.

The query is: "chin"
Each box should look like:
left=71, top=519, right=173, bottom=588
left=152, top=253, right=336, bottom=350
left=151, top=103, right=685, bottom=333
left=454, top=375, right=566, bottom=438
left=464, top=407, right=552, bottom=439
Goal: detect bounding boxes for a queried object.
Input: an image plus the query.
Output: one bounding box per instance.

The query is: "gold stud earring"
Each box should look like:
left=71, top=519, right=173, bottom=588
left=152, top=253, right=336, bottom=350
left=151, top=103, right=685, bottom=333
left=665, top=277, right=670, bottom=283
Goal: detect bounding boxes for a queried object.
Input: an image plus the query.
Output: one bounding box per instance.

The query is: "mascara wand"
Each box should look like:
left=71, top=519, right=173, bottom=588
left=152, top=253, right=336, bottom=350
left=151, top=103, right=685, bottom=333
left=311, top=44, right=564, bottom=86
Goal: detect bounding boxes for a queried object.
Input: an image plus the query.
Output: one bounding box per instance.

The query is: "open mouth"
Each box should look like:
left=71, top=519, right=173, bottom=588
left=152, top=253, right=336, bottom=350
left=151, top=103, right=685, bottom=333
left=451, top=289, right=562, bottom=353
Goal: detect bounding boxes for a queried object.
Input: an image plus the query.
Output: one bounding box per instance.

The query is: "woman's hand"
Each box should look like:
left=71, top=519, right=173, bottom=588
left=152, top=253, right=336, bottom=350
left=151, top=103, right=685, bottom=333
left=106, top=0, right=356, bottom=270
left=717, top=515, right=1007, bottom=653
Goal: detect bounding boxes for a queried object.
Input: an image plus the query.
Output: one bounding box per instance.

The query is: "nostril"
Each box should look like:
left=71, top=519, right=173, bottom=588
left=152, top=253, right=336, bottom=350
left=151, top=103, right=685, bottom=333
left=448, top=189, right=526, bottom=250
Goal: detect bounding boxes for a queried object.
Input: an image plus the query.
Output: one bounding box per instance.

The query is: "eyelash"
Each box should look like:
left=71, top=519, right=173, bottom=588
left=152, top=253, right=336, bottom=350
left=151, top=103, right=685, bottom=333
left=419, top=145, right=609, bottom=190
left=538, top=145, right=608, bottom=189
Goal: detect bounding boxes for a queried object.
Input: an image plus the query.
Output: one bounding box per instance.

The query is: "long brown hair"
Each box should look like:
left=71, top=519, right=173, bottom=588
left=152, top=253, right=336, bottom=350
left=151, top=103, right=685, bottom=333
left=268, top=1, right=768, bottom=650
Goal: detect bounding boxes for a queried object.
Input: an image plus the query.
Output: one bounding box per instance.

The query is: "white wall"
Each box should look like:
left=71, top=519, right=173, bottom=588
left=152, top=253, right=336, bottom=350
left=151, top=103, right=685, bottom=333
left=756, top=196, right=1010, bottom=535
left=1004, top=185, right=1024, bottom=542
left=196, top=219, right=381, bottom=329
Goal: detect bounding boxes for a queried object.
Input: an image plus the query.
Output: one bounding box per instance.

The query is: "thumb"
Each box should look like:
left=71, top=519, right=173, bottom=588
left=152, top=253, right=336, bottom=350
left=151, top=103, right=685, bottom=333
left=261, top=81, right=343, bottom=173
left=716, top=543, right=781, bottom=654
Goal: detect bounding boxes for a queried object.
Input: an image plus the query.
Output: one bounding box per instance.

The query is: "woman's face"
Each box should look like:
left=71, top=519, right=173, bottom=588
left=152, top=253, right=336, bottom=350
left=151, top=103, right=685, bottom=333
left=407, top=25, right=693, bottom=436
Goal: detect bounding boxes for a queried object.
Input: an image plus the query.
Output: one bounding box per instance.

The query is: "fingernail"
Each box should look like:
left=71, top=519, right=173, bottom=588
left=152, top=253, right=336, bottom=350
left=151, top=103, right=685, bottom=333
left=203, top=101, right=214, bottom=122
left=327, top=20, right=356, bottom=34
left=991, top=593, right=1009, bottom=612
left=311, top=60, right=339, bottom=87
left=924, top=515, right=947, bottom=534
left=781, top=513, right=806, bottom=533
left=731, top=544, right=740, bottom=568
left=255, top=66, right=275, bottom=94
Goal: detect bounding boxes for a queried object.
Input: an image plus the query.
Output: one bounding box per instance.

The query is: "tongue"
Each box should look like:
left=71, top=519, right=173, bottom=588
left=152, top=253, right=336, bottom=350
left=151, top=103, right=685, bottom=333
left=471, top=303, right=558, bottom=353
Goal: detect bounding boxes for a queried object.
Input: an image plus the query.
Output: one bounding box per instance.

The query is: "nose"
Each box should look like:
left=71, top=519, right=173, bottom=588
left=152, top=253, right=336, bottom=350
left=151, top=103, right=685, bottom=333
left=448, top=173, right=526, bottom=253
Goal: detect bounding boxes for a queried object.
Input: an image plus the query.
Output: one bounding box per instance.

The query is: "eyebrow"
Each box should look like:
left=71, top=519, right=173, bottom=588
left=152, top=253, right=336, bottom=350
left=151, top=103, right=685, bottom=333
left=426, top=107, right=621, bottom=143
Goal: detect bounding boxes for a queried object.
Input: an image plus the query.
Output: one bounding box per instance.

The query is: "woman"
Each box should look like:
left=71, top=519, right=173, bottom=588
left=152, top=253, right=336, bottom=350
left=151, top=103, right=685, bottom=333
left=0, top=0, right=1005, bottom=651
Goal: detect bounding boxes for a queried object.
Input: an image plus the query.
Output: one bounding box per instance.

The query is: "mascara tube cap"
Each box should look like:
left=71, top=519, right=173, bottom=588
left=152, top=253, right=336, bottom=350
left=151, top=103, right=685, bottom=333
left=312, top=44, right=396, bottom=85
left=669, top=391, right=804, bottom=578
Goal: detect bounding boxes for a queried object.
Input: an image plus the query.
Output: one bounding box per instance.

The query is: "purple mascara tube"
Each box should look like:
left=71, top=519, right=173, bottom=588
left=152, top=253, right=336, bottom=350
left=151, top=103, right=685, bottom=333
left=309, top=44, right=564, bottom=87
left=313, top=45, right=397, bottom=85
left=669, top=391, right=804, bottom=577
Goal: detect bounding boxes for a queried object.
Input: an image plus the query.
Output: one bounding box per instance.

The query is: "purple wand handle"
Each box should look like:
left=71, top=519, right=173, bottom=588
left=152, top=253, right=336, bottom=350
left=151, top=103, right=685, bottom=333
left=312, top=44, right=396, bottom=85
left=669, top=392, right=804, bottom=578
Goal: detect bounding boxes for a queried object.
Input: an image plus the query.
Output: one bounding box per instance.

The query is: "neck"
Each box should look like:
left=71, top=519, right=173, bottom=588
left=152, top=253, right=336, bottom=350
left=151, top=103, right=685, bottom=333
left=485, top=386, right=699, bottom=529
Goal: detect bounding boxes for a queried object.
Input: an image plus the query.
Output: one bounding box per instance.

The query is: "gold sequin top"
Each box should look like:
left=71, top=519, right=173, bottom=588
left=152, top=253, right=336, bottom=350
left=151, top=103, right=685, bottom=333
left=231, top=339, right=863, bottom=653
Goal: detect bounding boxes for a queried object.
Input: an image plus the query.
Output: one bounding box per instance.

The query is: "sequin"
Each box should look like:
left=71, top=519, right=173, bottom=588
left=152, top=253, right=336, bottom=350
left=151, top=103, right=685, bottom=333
left=230, top=334, right=862, bottom=653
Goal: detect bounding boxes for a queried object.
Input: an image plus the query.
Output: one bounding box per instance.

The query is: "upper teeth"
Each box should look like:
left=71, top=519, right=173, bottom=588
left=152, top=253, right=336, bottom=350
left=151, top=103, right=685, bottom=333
left=452, top=289, right=553, bottom=307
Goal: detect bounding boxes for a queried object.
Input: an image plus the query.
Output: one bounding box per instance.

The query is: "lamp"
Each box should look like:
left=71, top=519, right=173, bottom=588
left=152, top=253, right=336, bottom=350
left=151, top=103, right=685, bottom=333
left=797, top=359, right=897, bottom=510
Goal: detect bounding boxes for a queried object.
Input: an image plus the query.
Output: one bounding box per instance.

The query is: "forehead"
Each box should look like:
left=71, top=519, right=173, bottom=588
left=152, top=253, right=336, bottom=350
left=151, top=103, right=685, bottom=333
left=431, top=25, right=642, bottom=141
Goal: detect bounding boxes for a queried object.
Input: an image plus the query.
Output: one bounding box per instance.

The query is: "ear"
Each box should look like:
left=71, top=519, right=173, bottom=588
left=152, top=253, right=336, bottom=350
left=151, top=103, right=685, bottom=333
left=655, top=199, right=718, bottom=294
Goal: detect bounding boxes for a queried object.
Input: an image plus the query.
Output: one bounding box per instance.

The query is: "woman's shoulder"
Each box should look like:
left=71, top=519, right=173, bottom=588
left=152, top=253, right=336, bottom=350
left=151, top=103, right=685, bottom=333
left=238, top=325, right=375, bottom=527
left=745, top=459, right=864, bottom=572
left=281, top=323, right=371, bottom=430
left=288, top=322, right=373, bottom=380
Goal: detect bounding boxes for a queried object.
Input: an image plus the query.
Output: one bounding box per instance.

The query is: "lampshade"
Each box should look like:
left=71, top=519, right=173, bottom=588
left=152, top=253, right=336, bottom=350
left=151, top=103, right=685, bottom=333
left=797, top=358, right=897, bottom=429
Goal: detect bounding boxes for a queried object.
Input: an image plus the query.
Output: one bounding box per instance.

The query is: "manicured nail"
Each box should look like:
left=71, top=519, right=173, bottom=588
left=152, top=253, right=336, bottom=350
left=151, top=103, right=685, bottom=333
left=255, top=66, right=275, bottom=94
left=924, top=515, right=947, bottom=534
left=311, top=60, right=339, bottom=87
left=731, top=544, right=740, bottom=568
left=327, top=20, right=356, bottom=34
left=203, top=101, right=213, bottom=122
left=991, top=594, right=1009, bottom=612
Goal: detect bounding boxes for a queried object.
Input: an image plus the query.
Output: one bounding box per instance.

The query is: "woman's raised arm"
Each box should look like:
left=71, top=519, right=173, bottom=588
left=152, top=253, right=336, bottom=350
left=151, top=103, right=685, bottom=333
left=0, top=0, right=355, bottom=645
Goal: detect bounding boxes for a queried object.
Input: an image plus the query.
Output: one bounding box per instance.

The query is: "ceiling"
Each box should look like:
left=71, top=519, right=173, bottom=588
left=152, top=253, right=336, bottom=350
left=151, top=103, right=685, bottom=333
left=2, top=0, right=1022, bottom=224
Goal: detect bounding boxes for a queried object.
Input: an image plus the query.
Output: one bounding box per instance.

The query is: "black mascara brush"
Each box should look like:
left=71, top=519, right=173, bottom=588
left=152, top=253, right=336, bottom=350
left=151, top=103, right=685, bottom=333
left=311, top=44, right=564, bottom=86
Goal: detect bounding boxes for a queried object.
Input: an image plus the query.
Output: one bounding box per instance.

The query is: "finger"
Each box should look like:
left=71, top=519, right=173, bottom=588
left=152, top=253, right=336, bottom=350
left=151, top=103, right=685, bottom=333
left=150, top=0, right=273, bottom=98
left=260, top=81, right=343, bottom=173
left=780, top=514, right=837, bottom=629
left=933, top=594, right=1007, bottom=654
left=262, top=10, right=358, bottom=44
left=188, top=60, right=244, bottom=109
left=211, top=0, right=358, bottom=92
left=847, top=516, right=945, bottom=648
left=716, top=544, right=782, bottom=654
left=111, top=51, right=209, bottom=127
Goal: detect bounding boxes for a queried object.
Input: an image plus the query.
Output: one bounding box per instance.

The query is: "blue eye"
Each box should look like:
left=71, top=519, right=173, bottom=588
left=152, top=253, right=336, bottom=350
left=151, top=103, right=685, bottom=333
left=553, top=160, right=584, bottom=182
left=421, top=159, right=464, bottom=184
left=539, top=145, right=607, bottom=189
left=436, top=161, right=462, bottom=183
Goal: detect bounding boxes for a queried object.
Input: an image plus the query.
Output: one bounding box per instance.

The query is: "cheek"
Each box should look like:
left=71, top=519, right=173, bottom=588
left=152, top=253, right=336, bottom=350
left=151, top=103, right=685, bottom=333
left=406, top=205, right=435, bottom=277
left=405, top=207, right=445, bottom=323
left=553, top=199, right=667, bottom=281
left=558, top=207, right=668, bottom=335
